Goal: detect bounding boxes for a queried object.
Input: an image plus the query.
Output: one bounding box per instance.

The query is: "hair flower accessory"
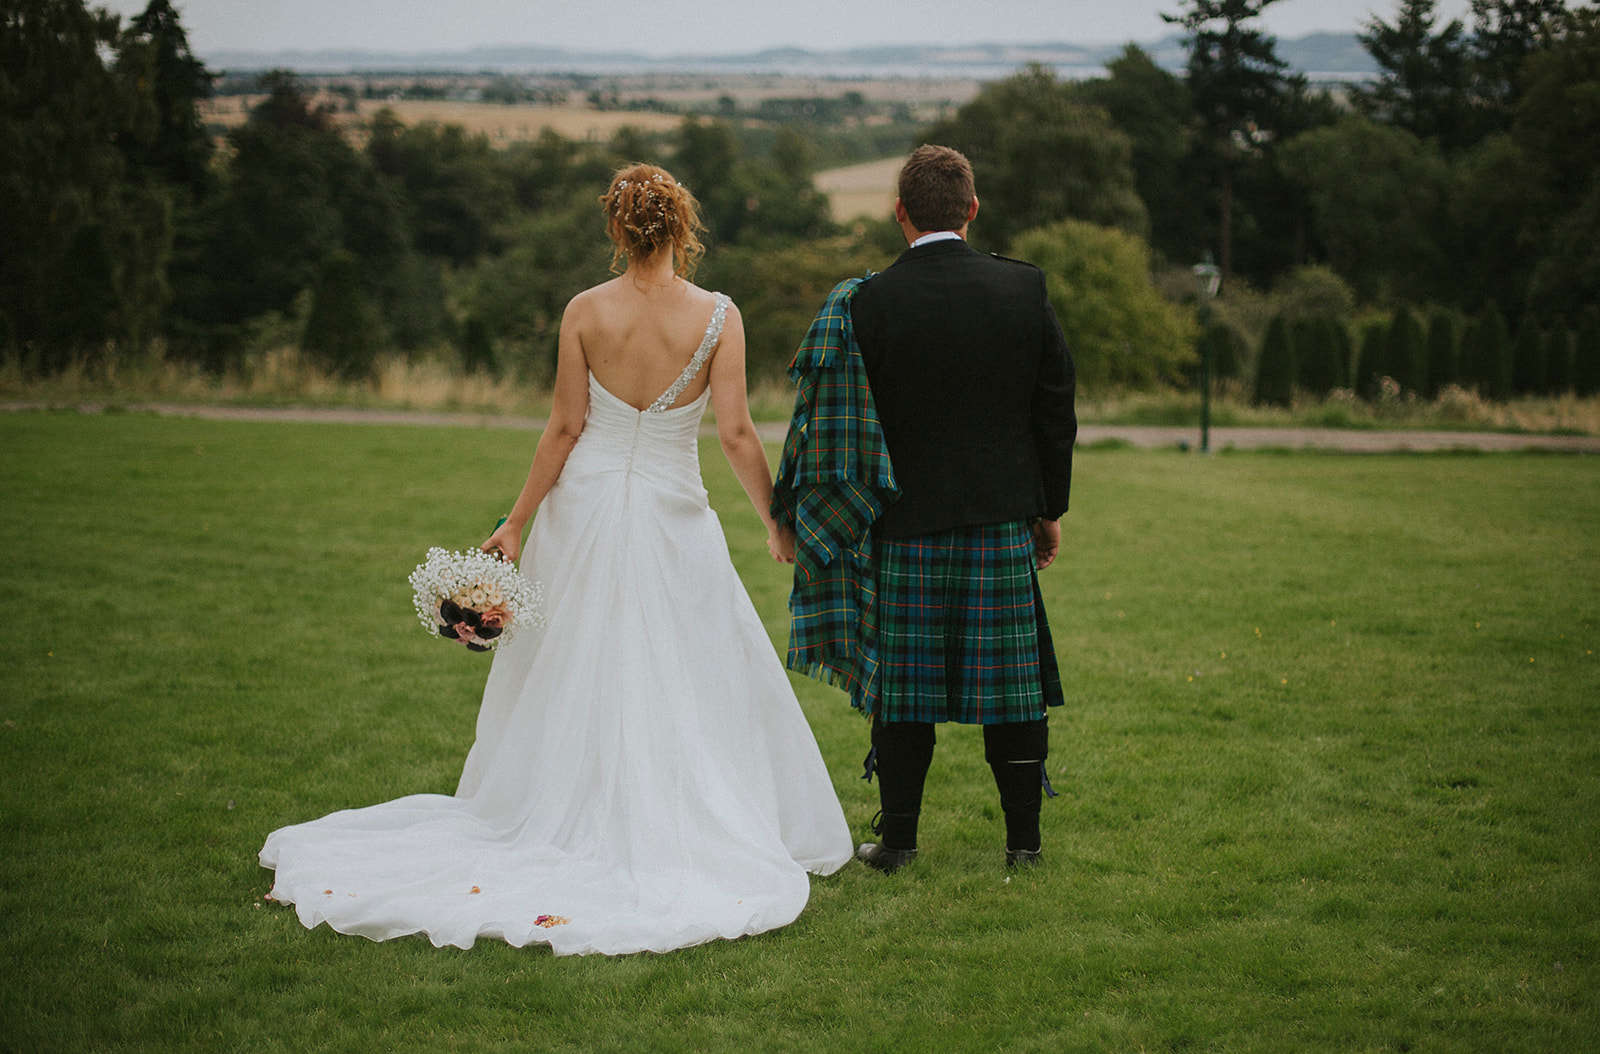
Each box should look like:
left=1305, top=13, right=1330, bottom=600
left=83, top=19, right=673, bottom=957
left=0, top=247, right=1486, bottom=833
left=409, top=547, right=546, bottom=652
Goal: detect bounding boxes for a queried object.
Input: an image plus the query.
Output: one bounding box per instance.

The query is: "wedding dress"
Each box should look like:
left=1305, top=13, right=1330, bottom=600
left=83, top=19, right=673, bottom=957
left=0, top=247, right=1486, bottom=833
left=261, top=293, right=853, bottom=954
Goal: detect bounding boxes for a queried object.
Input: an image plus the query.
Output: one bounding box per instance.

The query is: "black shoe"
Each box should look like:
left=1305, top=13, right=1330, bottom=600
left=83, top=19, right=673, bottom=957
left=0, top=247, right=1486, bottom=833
left=857, top=842, right=917, bottom=874
left=1005, top=847, right=1042, bottom=869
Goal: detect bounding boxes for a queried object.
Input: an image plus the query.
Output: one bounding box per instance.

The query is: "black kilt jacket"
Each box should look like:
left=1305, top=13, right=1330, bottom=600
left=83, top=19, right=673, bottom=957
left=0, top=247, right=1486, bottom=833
left=850, top=238, right=1078, bottom=540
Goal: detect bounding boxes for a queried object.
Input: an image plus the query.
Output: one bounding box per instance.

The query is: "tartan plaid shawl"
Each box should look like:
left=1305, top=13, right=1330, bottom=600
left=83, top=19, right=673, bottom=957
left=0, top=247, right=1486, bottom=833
left=771, top=277, right=899, bottom=712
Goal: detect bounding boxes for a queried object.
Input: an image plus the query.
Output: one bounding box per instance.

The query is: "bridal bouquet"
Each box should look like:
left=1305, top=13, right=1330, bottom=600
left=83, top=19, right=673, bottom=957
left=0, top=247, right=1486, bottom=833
left=409, top=547, right=546, bottom=652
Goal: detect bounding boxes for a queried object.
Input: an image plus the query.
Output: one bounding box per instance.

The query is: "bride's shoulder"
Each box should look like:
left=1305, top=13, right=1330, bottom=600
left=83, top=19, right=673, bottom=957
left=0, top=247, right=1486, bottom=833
left=687, top=283, right=737, bottom=315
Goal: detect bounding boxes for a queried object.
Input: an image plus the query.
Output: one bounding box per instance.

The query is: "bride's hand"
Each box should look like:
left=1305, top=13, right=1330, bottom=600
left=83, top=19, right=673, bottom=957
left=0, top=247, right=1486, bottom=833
left=767, top=524, right=796, bottom=565
left=482, top=522, right=522, bottom=563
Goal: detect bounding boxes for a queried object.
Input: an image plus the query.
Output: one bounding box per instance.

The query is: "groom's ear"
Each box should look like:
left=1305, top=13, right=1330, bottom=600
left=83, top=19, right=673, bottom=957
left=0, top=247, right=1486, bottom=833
left=893, top=198, right=909, bottom=225
left=966, top=196, right=980, bottom=224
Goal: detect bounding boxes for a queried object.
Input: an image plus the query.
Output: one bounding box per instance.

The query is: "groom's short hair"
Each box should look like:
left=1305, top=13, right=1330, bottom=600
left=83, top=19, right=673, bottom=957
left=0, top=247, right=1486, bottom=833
left=898, top=145, right=975, bottom=234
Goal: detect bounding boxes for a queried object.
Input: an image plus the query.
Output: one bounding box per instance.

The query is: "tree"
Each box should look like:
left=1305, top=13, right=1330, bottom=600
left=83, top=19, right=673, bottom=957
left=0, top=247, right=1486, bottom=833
left=168, top=71, right=411, bottom=369
left=1354, top=0, right=1471, bottom=151
left=1353, top=320, right=1390, bottom=399
left=1010, top=219, right=1196, bottom=394
left=119, top=0, right=214, bottom=198
left=1460, top=301, right=1512, bottom=399
left=1197, top=318, right=1249, bottom=383
left=1163, top=0, right=1303, bottom=279
left=0, top=0, right=172, bottom=370
left=460, top=190, right=613, bottom=381
left=1252, top=313, right=1295, bottom=405
left=1510, top=317, right=1546, bottom=395
left=1513, top=7, right=1600, bottom=319
left=301, top=250, right=380, bottom=380
left=1468, top=0, right=1571, bottom=136
left=1295, top=315, right=1349, bottom=396
left=1274, top=265, right=1357, bottom=323
left=700, top=235, right=894, bottom=380
left=1425, top=309, right=1460, bottom=395
left=1384, top=305, right=1428, bottom=394
left=1280, top=118, right=1453, bottom=304
left=922, top=65, right=1148, bottom=252
left=1071, top=45, right=1206, bottom=265
left=1574, top=306, right=1600, bottom=396
left=1542, top=320, right=1573, bottom=394
left=367, top=111, right=514, bottom=265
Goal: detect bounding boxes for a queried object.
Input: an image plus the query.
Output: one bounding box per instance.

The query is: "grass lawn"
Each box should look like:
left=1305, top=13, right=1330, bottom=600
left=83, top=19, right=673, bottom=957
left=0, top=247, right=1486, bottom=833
left=1, top=411, right=1596, bottom=1053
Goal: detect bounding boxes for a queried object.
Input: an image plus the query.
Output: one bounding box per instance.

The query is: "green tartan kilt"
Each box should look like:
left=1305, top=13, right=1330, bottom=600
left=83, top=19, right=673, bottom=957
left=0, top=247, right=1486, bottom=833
left=866, top=519, right=1064, bottom=724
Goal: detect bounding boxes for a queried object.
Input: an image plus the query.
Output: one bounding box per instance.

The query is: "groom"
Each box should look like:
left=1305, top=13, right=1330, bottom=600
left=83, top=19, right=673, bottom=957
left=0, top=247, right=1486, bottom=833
left=779, top=144, right=1077, bottom=872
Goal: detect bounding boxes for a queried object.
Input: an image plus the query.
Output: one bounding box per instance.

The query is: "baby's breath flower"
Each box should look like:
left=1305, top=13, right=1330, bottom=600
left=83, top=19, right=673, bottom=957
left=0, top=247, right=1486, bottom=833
left=408, top=547, right=547, bottom=651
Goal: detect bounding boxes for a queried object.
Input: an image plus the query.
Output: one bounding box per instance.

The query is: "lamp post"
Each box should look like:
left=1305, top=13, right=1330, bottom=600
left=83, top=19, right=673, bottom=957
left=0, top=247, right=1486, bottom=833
left=1192, top=254, right=1223, bottom=454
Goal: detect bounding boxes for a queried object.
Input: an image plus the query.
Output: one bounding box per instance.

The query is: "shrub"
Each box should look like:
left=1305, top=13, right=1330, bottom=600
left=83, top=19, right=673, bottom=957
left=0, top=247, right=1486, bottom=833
left=1460, top=302, right=1511, bottom=400
left=1252, top=314, right=1295, bottom=407
left=1575, top=306, right=1600, bottom=396
left=1543, top=321, right=1573, bottom=395
left=1352, top=319, right=1389, bottom=400
left=1296, top=315, right=1348, bottom=396
left=1274, top=265, right=1357, bottom=324
left=1424, top=310, right=1458, bottom=397
left=1205, top=319, right=1247, bottom=382
left=1011, top=218, right=1197, bottom=393
left=301, top=250, right=381, bottom=380
left=1384, top=306, right=1427, bottom=395
left=1511, top=319, right=1547, bottom=396
left=458, top=316, right=498, bottom=378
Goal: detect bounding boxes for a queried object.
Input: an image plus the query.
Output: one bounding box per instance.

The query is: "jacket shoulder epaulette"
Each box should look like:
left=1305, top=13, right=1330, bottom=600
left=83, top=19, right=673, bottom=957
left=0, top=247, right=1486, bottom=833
left=987, top=252, right=1042, bottom=272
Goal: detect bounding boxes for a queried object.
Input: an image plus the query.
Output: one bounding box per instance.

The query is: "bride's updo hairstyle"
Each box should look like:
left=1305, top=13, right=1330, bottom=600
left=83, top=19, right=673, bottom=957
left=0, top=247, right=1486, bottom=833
left=601, top=163, right=706, bottom=278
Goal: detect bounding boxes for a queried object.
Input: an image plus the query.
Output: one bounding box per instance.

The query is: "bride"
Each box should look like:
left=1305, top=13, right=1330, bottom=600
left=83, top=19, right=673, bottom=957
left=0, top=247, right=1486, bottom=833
left=260, top=163, right=853, bottom=955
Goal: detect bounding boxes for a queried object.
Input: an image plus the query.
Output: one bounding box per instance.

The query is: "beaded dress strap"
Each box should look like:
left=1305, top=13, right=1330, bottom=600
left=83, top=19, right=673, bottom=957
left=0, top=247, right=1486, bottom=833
left=645, top=293, right=730, bottom=413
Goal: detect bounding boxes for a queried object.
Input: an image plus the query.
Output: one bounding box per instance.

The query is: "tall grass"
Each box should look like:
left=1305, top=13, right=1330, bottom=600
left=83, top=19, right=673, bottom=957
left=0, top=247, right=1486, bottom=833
left=7, top=349, right=1600, bottom=432
left=1, top=411, right=1596, bottom=1051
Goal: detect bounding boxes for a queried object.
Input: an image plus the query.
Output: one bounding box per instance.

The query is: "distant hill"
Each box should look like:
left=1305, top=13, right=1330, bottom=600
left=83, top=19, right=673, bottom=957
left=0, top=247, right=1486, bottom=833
left=204, top=32, right=1377, bottom=80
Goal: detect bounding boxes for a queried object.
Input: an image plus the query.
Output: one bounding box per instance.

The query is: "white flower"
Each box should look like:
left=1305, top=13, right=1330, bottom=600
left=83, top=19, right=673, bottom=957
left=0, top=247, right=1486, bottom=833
left=408, top=547, right=547, bottom=650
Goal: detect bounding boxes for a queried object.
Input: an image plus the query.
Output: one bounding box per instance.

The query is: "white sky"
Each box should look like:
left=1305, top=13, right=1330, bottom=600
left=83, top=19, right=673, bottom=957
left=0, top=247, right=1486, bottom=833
left=94, top=0, right=1481, bottom=56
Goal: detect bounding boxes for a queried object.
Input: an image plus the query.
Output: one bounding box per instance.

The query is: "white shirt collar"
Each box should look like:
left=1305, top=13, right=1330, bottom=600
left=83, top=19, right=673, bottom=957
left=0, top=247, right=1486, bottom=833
left=910, top=231, right=964, bottom=249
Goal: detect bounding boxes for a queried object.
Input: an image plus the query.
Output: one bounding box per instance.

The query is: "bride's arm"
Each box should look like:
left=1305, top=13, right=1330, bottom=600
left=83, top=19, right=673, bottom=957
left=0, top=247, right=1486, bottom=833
left=482, top=299, right=591, bottom=562
left=708, top=302, right=796, bottom=564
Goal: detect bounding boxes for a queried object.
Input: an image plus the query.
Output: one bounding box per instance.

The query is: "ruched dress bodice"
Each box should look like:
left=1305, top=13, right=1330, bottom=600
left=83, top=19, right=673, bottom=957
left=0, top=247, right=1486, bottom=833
left=562, top=374, right=711, bottom=501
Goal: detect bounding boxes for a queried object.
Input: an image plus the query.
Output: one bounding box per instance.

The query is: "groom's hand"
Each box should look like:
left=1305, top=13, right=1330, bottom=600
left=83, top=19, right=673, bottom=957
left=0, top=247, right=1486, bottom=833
left=1032, top=518, right=1061, bottom=571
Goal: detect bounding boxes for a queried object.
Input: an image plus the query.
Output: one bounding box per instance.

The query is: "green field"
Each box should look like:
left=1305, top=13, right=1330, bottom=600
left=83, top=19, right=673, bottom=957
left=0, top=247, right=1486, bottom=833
left=1, top=412, right=1596, bottom=1053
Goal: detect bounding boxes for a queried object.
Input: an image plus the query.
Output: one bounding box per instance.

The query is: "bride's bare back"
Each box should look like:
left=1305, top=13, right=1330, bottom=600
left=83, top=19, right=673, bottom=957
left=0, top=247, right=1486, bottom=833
left=574, top=276, right=724, bottom=411
left=481, top=161, right=795, bottom=567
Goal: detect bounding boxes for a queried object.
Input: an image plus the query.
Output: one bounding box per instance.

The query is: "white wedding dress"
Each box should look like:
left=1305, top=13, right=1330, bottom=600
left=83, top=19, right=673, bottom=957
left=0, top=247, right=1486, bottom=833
left=261, top=294, right=852, bottom=954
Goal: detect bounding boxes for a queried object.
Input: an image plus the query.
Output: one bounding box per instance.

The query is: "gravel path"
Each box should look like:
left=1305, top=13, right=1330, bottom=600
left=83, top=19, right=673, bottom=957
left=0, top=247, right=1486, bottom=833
left=7, top=400, right=1599, bottom=454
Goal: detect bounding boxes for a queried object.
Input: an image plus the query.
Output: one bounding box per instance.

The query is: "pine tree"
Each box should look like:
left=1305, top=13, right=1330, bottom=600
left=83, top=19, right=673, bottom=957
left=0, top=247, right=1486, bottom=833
left=1296, top=315, right=1346, bottom=396
left=1252, top=313, right=1295, bottom=406
left=121, top=0, right=215, bottom=198
left=459, top=315, right=498, bottom=378
left=1510, top=318, right=1546, bottom=395
left=1355, top=0, right=1471, bottom=151
left=1162, top=0, right=1300, bottom=279
left=1461, top=302, right=1512, bottom=399
left=1424, top=310, right=1459, bottom=395
left=1206, top=319, right=1246, bottom=381
left=302, top=250, right=380, bottom=380
left=1542, top=321, right=1573, bottom=395
left=1353, top=320, right=1389, bottom=400
left=1574, top=306, right=1600, bottom=396
left=1385, top=306, right=1428, bottom=394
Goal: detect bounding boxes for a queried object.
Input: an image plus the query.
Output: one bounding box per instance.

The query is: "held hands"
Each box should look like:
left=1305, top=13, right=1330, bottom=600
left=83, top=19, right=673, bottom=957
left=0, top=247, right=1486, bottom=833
left=481, top=521, right=523, bottom=564
left=1032, top=518, right=1061, bottom=571
left=767, top=524, right=797, bottom=565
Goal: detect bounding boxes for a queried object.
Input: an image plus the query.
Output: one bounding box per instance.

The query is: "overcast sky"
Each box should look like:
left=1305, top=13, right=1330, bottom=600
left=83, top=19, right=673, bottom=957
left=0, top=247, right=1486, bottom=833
left=93, top=0, right=1481, bottom=56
